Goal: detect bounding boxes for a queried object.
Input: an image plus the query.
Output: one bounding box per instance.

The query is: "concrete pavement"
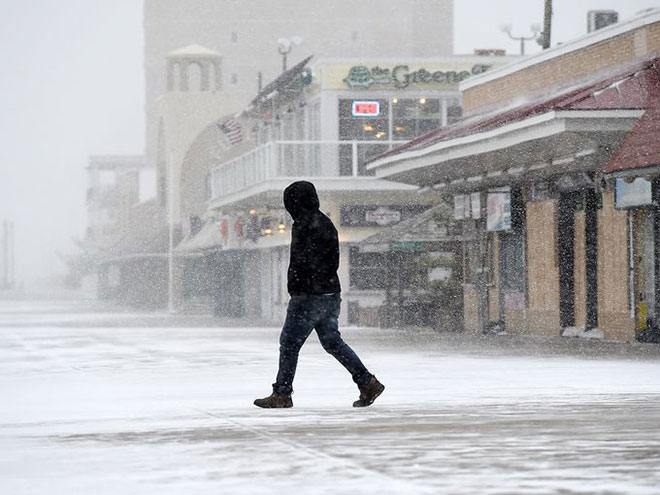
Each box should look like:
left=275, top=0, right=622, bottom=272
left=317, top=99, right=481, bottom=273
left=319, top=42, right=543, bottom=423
left=1, top=299, right=659, bottom=494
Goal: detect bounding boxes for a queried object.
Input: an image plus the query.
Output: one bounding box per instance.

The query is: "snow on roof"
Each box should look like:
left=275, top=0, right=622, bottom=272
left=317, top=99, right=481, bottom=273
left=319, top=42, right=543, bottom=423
left=168, top=44, right=220, bottom=58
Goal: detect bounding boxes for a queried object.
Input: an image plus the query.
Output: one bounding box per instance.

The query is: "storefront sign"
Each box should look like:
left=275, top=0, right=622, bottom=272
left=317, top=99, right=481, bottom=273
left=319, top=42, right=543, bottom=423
left=487, top=192, right=511, bottom=231
left=391, top=241, right=422, bottom=250
left=365, top=206, right=401, bottom=225
left=340, top=205, right=424, bottom=226
left=351, top=100, right=380, bottom=117
left=615, top=177, right=652, bottom=209
left=454, top=195, right=468, bottom=220
left=343, top=64, right=492, bottom=89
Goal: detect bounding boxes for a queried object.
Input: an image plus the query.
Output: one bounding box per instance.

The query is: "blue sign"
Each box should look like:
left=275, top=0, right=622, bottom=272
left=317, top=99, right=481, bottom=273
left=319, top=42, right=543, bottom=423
left=615, top=178, right=652, bottom=209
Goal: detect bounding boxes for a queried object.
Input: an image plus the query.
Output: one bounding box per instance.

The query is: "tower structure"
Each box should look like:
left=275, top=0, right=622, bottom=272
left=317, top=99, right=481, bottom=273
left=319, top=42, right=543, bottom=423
left=143, top=0, right=455, bottom=171
left=156, top=44, right=233, bottom=223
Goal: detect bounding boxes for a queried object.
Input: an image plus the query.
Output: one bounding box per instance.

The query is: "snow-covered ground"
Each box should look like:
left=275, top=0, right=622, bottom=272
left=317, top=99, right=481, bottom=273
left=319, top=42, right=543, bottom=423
left=1, top=299, right=659, bottom=494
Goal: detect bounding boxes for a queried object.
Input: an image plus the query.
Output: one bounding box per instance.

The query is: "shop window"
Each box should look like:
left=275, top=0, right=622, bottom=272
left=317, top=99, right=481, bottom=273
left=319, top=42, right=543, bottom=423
left=392, top=98, right=442, bottom=140
left=446, top=98, right=462, bottom=126
left=338, top=98, right=389, bottom=141
left=350, top=247, right=391, bottom=289
left=357, top=143, right=385, bottom=175
left=349, top=247, right=422, bottom=290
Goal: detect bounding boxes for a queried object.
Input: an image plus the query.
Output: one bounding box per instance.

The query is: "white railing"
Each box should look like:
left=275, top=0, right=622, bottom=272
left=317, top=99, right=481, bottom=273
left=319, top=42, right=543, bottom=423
left=209, top=140, right=408, bottom=200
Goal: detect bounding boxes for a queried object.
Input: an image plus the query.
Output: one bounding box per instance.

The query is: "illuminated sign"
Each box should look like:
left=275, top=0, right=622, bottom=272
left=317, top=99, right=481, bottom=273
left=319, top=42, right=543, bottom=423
left=351, top=101, right=380, bottom=117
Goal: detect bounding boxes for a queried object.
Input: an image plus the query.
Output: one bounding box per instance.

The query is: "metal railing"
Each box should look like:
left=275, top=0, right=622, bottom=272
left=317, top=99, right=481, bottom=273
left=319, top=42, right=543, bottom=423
left=209, top=140, right=408, bottom=200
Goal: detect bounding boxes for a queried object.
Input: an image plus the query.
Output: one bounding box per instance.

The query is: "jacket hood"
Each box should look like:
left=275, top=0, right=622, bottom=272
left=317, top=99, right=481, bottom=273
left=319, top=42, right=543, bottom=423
left=283, top=181, right=320, bottom=221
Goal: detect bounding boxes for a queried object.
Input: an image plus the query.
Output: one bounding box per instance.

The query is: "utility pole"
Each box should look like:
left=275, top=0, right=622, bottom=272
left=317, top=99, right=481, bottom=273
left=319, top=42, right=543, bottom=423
left=542, top=0, right=553, bottom=49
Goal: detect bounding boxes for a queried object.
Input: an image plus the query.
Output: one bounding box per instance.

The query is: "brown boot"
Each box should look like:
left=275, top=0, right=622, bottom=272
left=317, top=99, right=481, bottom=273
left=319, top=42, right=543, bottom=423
left=353, top=376, right=385, bottom=407
left=254, top=393, right=293, bottom=409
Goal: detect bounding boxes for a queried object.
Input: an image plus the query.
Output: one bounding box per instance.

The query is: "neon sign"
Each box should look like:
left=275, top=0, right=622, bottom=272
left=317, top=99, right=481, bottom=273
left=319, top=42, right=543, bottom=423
left=351, top=101, right=380, bottom=117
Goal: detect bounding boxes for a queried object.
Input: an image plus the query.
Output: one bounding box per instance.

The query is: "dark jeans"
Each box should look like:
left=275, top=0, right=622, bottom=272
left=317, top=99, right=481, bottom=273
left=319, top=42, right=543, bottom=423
left=273, top=293, right=372, bottom=396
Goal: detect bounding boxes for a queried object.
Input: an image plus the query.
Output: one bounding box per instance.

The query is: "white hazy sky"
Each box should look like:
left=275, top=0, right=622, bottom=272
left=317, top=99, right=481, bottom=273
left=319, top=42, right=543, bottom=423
left=0, top=0, right=658, bottom=286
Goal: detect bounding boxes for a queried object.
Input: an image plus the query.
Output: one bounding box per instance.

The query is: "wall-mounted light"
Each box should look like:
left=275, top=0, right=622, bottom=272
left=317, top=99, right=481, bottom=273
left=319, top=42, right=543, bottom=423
left=392, top=98, right=398, bottom=104
left=364, top=124, right=374, bottom=131
left=264, top=227, right=273, bottom=235
left=419, top=98, right=427, bottom=104
left=278, top=222, right=286, bottom=233
left=249, top=209, right=257, bottom=215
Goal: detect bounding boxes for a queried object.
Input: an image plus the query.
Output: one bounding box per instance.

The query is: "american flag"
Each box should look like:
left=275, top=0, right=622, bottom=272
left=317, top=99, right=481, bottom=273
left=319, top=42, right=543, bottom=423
left=218, top=119, right=242, bottom=145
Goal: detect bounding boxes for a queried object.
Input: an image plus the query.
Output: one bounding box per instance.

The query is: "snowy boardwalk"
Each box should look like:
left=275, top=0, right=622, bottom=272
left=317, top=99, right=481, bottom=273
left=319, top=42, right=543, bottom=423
left=1, top=300, right=660, bottom=494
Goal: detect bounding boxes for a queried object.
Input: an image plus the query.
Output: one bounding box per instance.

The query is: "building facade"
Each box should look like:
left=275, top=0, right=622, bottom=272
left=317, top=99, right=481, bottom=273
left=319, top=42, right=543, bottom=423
left=143, top=0, right=454, bottom=173
left=370, top=9, right=660, bottom=341
left=174, top=53, right=513, bottom=323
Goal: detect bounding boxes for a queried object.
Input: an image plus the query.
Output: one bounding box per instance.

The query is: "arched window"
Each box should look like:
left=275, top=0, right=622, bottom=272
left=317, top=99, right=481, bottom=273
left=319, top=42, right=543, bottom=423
left=186, top=62, right=203, bottom=92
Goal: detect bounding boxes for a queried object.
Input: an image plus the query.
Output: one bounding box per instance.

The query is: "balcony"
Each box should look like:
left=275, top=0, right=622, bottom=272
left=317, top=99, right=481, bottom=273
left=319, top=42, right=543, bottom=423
left=208, top=140, right=409, bottom=201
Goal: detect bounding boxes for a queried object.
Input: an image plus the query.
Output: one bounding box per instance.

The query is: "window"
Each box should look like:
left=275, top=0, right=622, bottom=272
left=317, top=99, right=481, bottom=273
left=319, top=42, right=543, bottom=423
left=446, top=97, right=462, bottom=126
left=349, top=247, right=424, bottom=290
left=338, top=99, right=389, bottom=176
left=349, top=248, right=391, bottom=290
left=338, top=98, right=389, bottom=141
left=392, top=98, right=442, bottom=140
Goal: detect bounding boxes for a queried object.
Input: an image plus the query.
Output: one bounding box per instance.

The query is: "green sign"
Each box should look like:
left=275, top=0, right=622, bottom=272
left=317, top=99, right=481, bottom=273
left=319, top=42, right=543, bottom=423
left=391, top=241, right=423, bottom=250
left=344, top=64, right=491, bottom=89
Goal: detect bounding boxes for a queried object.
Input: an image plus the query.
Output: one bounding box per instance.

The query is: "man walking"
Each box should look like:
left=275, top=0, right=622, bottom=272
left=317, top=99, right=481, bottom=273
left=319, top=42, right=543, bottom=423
left=254, top=181, right=384, bottom=408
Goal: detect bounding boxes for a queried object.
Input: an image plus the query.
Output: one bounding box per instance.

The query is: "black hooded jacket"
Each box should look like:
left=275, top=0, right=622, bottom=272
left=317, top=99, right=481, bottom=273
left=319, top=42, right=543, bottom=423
left=283, top=181, right=341, bottom=296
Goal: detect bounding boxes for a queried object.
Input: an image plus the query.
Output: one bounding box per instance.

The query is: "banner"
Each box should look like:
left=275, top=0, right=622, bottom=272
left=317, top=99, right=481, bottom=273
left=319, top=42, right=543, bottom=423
left=487, top=192, right=511, bottom=231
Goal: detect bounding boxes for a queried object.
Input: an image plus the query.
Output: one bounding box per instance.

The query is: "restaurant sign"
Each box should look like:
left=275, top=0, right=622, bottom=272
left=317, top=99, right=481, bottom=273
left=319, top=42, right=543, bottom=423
left=344, top=64, right=492, bottom=89
left=340, top=205, right=424, bottom=227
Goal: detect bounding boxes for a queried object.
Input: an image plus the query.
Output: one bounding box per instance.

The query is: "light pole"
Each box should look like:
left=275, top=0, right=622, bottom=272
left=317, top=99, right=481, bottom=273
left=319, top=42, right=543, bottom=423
left=167, top=152, right=175, bottom=314
left=500, top=23, right=542, bottom=55
left=277, top=36, right=303, bottom=72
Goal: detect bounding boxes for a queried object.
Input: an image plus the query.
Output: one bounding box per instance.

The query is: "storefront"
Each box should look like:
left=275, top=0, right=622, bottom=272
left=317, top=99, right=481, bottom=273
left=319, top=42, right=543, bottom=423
left=199, top=55, right=513, bottom=324
left=370, top=54, right=660, bottom=340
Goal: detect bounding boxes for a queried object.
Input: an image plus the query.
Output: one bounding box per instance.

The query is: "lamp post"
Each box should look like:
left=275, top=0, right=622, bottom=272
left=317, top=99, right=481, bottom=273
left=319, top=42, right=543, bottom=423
left=277, top=36, right=303, bottom=72
left=500, top=23, right=542, bottom=55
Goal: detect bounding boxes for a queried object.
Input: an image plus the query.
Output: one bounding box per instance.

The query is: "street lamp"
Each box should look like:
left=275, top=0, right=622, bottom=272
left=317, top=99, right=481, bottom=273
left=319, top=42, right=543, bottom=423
left=500, top=23, right=542, bottom=55
left=277, top=36, right=303, bottom=72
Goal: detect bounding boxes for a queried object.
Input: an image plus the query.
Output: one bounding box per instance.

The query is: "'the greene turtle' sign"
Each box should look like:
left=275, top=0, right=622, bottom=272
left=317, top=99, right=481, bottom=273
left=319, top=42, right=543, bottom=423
left=343, top=64, right=491, bottom=89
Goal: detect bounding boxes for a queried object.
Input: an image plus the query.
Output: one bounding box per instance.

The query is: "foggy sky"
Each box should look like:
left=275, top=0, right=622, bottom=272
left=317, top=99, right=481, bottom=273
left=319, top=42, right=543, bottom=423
left=0, top=0, right=657, bottom=287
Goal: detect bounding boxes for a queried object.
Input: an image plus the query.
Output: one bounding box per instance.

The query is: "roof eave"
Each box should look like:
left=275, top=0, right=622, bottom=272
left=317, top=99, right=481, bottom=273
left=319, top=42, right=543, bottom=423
left=369, top=109, right=644, bottom=186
